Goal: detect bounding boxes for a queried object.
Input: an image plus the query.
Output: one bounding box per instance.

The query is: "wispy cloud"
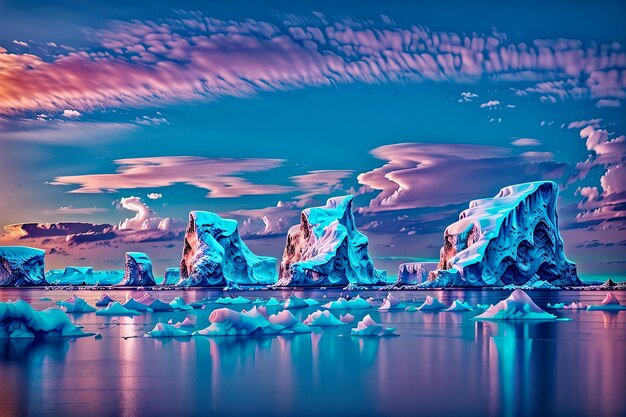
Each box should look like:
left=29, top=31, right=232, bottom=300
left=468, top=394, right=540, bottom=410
left=511, top=138, right=541, bottom=146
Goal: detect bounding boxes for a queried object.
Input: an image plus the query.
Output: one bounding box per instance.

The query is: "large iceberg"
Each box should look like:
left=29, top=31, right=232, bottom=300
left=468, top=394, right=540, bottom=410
left=119, top=252, right=156, bottom=286
left=277, top=195, right=385, bottom=286
left=179, top=211, right=277, bottom=287
left=46, top=266, right=94, bottom=286
left=92, top=270, right=124, bottom=286
left=397, top=262, right=437, bottom=285
left=474, top=289, right=557, bottom=320
left=0, top=246, right=46, bottom=286
left=162, top=267, right=180, bottom=285
left=0, top=299, right=92, bottom=338
left=426, top=182, right=580, bottom=287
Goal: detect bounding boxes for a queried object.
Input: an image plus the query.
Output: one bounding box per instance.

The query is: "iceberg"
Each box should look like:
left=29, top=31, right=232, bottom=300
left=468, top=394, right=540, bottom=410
left=179, top=211, right=277, bottom=287
left=215, top=296, right=251, bottom=305
left=323, top=295, right=373, bottom=310
left=426, top=182, right=580, bottom=287
left=445, top=299, right=474, bottom=312
left=95, top=294, right=115, bottom=307
left=0, top=299, right=92, bottom=338
left=145, top=323, right=191, bottom=338
left=587, top=293, right=626, bottom=311
left=169, top=296, right=193, bottom=311
left=96, top=302, right=141, bottom=316
left=162, top=267, right=180, bottom=285
left=340, top=313, right=355, bottom=324
left=351, top=314, right=397, bottom=337
left=134, top=292, right=173, bottom=311
left=474, top=289, right=557, bottom=320
left=92, top=270, right=124, bottom=286
left=284, top=295, right=309, bottom=309
left=303, top=310, right=344, bottom=326
left=57, top=295, right=97, bottom=313
left=378, top=293, right=407, bottom=311
left=122, top=298, right=152, bottom=312
left=322, top=298, right=349, bottom=310
left=397, top=262, right=438, bottom=285
left=193, top=307, right=284, bottom=336
left=46, top=266, right=94, bottom=286
left=277, top=196, right=385, bottom=287
left=174, top=316, right=197, bottom=328
left=268, top=310, right=312, bottom=333
left=417, top=296, right=446, bottom=311
left=0, top=246, right=46, bottom=286
left=119, top=252, right=156, bottom=286
left=304, top=298, right=320, bottom=306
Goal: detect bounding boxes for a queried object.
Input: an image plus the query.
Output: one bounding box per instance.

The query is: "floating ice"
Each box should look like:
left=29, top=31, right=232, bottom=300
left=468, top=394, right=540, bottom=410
left=193, top=307, right=284, bottom=336
left=57, top=295, right=97, bottom=313
left=323, top=298, right=349, bottom=310
left=46, top=266, right=94, bottom=286
left=378, top=293, right=407, bottom=311
left=215, top=296, right=251, bottom=305
left=95, top=294, right=115, bottom=307
left=0, top=299, right=92, bottom=338
left=173, top=316, right=197, bottom=328
left=548, top=302, right=587, bottom=310
left=587, top=293, right=626, bottom=311
left=351, top=314, right=397, bottom=337
left=39, top=297, right=52, bottom=301
left=303, top=310, right=344, bottom=326
left=264, top=297, right=282, bottom=307
left=304, top=298, right=320, bottom=306
left=96, top=302, right=141, bottom=316
left=0, top=246, right=46, bottom=286
left=340, top=313, right=355, bottom=324
left=284, top=295, right=309, bottom=309
left=145, top=323, right=191, bottom=338
left=92, top=270, right=124, bottom=286
left=134, top=292, right=173, bottom=311
left=268, top=310, right=311, bottom=333
left=277, top=196, right=385, bottom=286
left=119, top=252, right=156, bottom=286
left=169, top=296, right=192, bottom=311
left=323, top=295, right=373, bottom=310
left=474, top=290, right=557, bottom=320
left=122, top=298, right=152, bottom=312
left=445, top=299, right=474, bottom=312
left=417, top=296, right=446, bottom=311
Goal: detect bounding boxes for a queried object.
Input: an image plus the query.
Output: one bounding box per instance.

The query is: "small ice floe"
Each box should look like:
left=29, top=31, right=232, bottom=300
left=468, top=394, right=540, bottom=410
left=135, top=293, right=173, bottom=311
left=303, top=310, right=344, bottom=327
left=122, top=297, right=152, bottom=312
left=351, top=315, right=397, bottom=337
left=57, top=295, right=97, bottom=313
left=0, top=299, right=93, bottom=339
left=96, top=302, right=141, bottom=316
left=444, top=299, right=474, bottom=312
left=214, top=296, right=251, bottom=305
left=304, top=298, right=320, bottom=306
left=322, top=298, right=349, bottom=310
left=340, top=313, right=355, bottom=324
left=268, top=310, right=311, bottom=334
left=474, top=290, right=557, bottom=320
left=193, top=307, right=284, bottom=336
left=174, top=316, right=197, bottom=328
left=169, top=296, right=192, bottom=311
left=144, top=323, right=191, bottom=338
left=378, top=293, right=407, bottom=311
left=548, top=302, right=587, bottom=310
left=324, top=295, right=374, bottom=310
left=587, top=293, right=626, bottom=311
left=95, top=294, right=115, bottom=307
left=264, top=297, right=282, bottom=307
left=39, top=297, right=52, bottom=301
left=417, top=296, right=446, bottom=311
left=284, top=295, right=309, bottom=309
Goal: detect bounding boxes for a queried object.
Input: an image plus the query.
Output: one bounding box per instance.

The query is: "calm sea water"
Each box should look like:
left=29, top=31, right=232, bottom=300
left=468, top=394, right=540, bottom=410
left=1, top=288, right=625, bottom=417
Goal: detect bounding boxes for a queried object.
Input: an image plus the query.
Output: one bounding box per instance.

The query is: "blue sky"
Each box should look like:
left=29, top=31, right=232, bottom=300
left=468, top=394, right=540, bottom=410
left=0, top=0, right=625, bottom=280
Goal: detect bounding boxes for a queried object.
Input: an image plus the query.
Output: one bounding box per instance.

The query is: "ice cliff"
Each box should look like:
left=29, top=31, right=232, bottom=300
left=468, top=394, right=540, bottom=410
left=119, top=252, right=156, bottom=286
left=277, top=196, right=385, bottom=286
left=425, top=181, right=580, bottom=287
left=178, top=211, right=277, bottom=287
left=0, top=246, right=46, bottom=286
left=397, top=262, right=438, bottom=285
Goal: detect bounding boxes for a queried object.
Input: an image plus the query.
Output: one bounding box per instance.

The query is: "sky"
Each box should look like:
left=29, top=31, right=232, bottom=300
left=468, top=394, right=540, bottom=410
left=0, top=0, right=625, bottom=281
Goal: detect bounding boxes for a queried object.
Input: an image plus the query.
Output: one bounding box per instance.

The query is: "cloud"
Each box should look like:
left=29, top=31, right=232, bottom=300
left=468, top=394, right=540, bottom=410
left=45, top=206, right=108, bottom=215
left=0, top=119, right=138, bottom=143
left=1, top=13, right=625, bottom=115
left=134, top=115, right=168, bottom=126
left=50, top=156, right=292, bottom=197
left=3, top=222, right=113, bottom=240
left=480, top=100, right=500, bottom=108
left=459, top=92, right=478, bottom=102
left=595, top=99, right=621, bottom=108
left=290, top=170, right=353, bottom=202
left=567, top=118, right=603, bottom=129
left=511, top=138, right=541, bottom=146
left=147, top=192, right=163, bottom=200
left=12, top=40, right=28, bottom=47
left=356, top=142, right=567, bottom=212
left=62, top=109, right=81, bottom=118
left=118, top=196, right=171, bottom=231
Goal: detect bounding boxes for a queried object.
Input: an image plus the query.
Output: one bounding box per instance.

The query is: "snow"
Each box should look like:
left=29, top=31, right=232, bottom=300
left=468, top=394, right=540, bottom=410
left=145, top=323, right=191, bottom=338
left=378, top=293, right=407, bottom=311
left=277, top=196, right=386, bottom=286
left=303, top=310, right=344, bottom=326
left=340, top=313, right=355, bottom=324
left=0, top=299, right=93, bottom=338
left=351, top=314, right=397, bottom=337
left=169, top=296, right=192, bottom=311
left=268, top=310, right=312, bottom=333
left=444, top=299, right=474, bottom=312
left=193, top=307, right=284, bottom=336
left=474, top=289, right=557, bottom=320
left=0, top=246, right=46, bottom=286
left=215, top=296, right=251, bottom=305
left=163, top=268, right=180, bottom=285
left=95, top=294, right=115, bottom=307
left=426, top=182, right=580, bottom=287
left=284, top=295, right=309, bottom=309
left=57, top=295, right=96, bottom=313
left=96, top=302, right=141, bottom=316
left=46, top=266, right=94, bottom=286
left=417, top=296, right=446, bottom=311
left=119, top=252, right=156, bottom=286
left=587, top=293, right=626, bottom=311
left=178, top=211, right=277, bottom=286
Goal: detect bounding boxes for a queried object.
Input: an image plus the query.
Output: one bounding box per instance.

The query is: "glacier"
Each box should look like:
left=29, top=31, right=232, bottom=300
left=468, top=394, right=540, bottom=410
left=163, top=267, right=180, bottom=285
left=396, top=262, right=438, bottom=286
left=92, top=270, right=124, bottom=286
left=119, top=252, right=156, bottom=286
left=277, top=195, right=385, bottom=287
left=46, top=266, right=94, bottom=286
left=0, top=246, right=46, bottom=286
left=179, top=211, right=277, bottom=287
left=425, top=181, right=580, bottom=287
left=0, top=299, right=92, bottom=338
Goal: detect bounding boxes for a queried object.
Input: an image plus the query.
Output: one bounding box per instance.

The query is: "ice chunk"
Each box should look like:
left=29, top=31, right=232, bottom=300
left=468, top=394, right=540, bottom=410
left=122, top=298, right=152, bottom=312
left=92, top=270, right=124, bottom=286
left=57, top=295, right=96, bottom=313
left=445, top=299, right=474, bottom=312
left=193, top=307, right=283, bottom=336
left=179, top=211, right=277, bottom=286
left=340, top=313, right=355, bottom=324
left=587, top=293, right=626, bottom=311
left=351, top=314, right=397, bottom=337
left=97, top=302, right=141, bottom=316
left=134, top=292, right=173, bottom=311
left=417, top=296, right=446, bottom=311
left=284, top=295, right=309, bottom=309
left=46, top=266, right=94, bottom=286
left=304, top=298, right=320, bottom=306
left=0, top=246, right=46, bottom=286
left=264, top=297, right=281, bottom=307
left=169, top=296, right=192, bottom=311
left=474, top=289, right=557, bottom=320
left=173, top=316, right=197, bottom=328
left=378, top=293, right=407, bottom=311
left=145, top=323, right=191, bottom=338
left=277, top=196, right=385, bottom=286
left=323, top=298, right=349, bottom=310
left=0, top=299, right=92, bottom=338
left=344, top=296, right=373, bottom=309
left=564, top=302, right=587, bottom=310
left=303, top=310, right=344, bottom=326
left=268, top=310, right=311, bottom=333
left=215, top=296, right=251, bottom=305
left=95, top=294, right=115, bottom=307
left=119, top=252, right=156, bottom=286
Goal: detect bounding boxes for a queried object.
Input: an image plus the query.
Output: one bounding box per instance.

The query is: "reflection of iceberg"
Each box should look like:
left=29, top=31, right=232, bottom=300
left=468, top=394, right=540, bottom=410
left=303, top=310, right=344, bottom=326
left=96, top=302, right=141, bottom=316
left=56, top=295, right=96, bottom=313
left=587, top=293, right=626, bottom=311
left=351, top=314, right=397, bottom=337
left=474, top=290, right=557, bottom=320
left=0, top=299, right=92, bottom=338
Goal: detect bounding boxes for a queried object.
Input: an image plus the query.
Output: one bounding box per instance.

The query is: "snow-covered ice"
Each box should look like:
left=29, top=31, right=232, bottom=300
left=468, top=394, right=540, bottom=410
left=96, top=302, right=141, bottom=316
left=284, top=295, right=309, bottom=309
left=351, top=314, right=397, bottom=337
left=57, top=295, right=97, bottom=313
left=46, top=266, right=94, bottom=286
left=474, top=289, right=557, bottom=320
left=0, top=299, right=92, bottom=338
left=268, top=310, right=312, bottom=333
left=215, top=296, right=251, bottom=305
left=193, top=307, right=284, bottom=336
left=340, top=313, right=355, bottom=324
left=303, top=310, right=344, bottom=326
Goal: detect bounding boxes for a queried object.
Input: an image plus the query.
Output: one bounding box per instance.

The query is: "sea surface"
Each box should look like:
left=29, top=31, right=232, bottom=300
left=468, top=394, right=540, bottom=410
left=1, top=288, right=625, bottom=417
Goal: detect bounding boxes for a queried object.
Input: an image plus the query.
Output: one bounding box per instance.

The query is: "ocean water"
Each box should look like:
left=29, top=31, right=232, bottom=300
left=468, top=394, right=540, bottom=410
left=1, top=288, right=625, bottom=417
